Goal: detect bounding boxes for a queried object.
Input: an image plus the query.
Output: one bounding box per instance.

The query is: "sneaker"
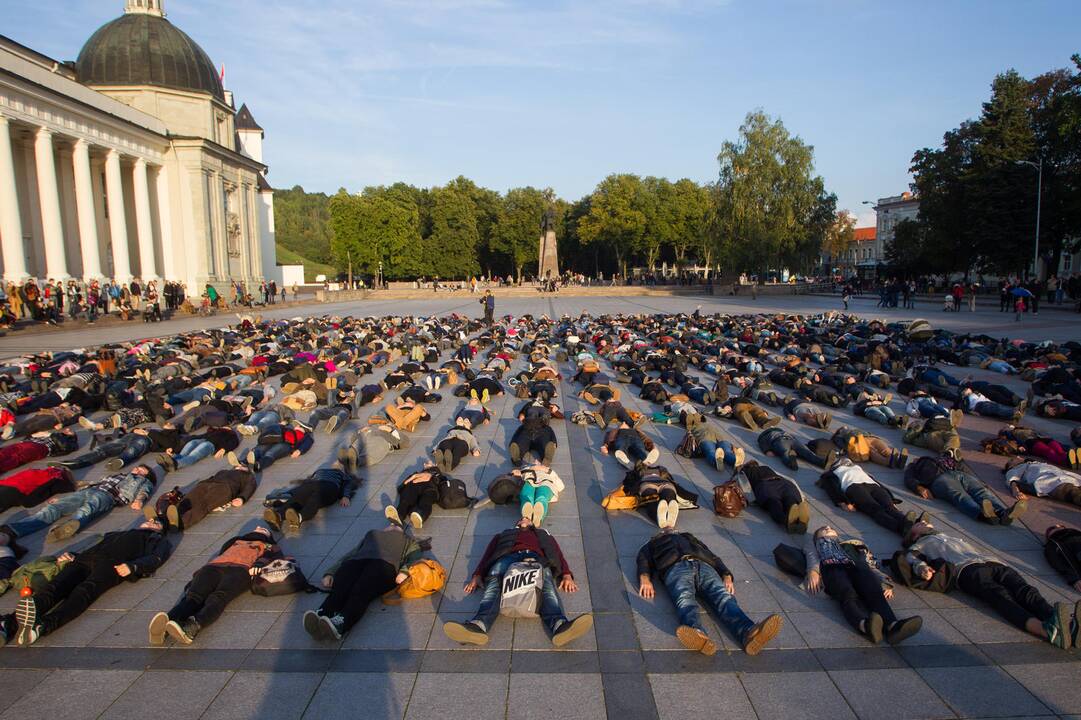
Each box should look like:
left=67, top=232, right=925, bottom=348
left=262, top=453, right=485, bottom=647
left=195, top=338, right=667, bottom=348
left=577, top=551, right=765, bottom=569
left=509, top=443, right=522, bottom=464
left=78, top=416, right=98, bottom=431
left=321, top=614, right=344, bottom=641
left=443, top=620, right=489, bottom=646
left=302, top=610, right=326, bottom=640
left=237, top=425, right=256, bottom=437
left=469, top=389, right=479, bottom=401
left=323, top=415, right=339, bottom=434
left=246, top=450, right=257, bottom=467
left=1044, top=602, right=1073, bottom=649
left=226, top=451, right=240, bottom=466
left=732, top=446, right=746, bottom=467
left=409, top=512, right=423, bottom=529
left=104, top=457, right=124, bottom=472
left=742, top=614, right=783, bottom=656
left=542, top=442, right=557, bottom=465
left=552, top=614, right=593, bottom=647
left=676, top=625, right=717, bottom=656
left=885, top=616, right=923, bottom=645
left=0, top=424, right=13, bottom=440
left=148, top=611, right=169, bottom=645
left=165, top=617, right=200, bottom=645
left=613, top=449, right=630, bottom=467
left=1069, top=448, right=1079, bottom=471
left=46, top=519, right=79, bottom=543
left=999, top=499, right=1026, bottom=526
left=864, top=612, right=884, bottom=644
left=263, top=507, right=282, bottom=531
left=432, top=448, right=449, bottom=473
left=384, top=506, right=402, bottom=525
left=949, top=409, right=964, bottom=428
left=15, top=596, right=38, bottom=645
left=481, top=388, right=490, bottom=404
left=166, top=504, right=181, bottom=529
left=979, top=499, right=998, bottom=522
left=284, top=508, right=302, bottom=532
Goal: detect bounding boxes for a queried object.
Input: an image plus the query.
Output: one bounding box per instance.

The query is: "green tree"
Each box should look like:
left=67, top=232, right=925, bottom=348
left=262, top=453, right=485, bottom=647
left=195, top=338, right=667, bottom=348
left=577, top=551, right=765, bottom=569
left=274, top=185, right=333, bottom=265
left=491, top=187, right=548, bottom=282
left=577, top=173, right=647, bottom=278
left=884, top=218, right=928, bottom=277
left=714, top=110, right=826, bottom=278
left=428, top=184, right=480, bottom=279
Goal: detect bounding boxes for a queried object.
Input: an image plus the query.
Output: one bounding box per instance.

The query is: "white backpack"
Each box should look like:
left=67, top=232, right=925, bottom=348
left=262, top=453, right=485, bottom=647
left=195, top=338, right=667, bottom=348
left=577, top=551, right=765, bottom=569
left=499, top=560, right=544, bottom=618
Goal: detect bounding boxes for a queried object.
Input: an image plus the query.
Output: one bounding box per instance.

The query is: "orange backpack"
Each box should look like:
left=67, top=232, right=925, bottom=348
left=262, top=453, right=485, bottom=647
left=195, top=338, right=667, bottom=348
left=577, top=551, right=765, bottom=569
left=385, top=559, right=447, bottom=602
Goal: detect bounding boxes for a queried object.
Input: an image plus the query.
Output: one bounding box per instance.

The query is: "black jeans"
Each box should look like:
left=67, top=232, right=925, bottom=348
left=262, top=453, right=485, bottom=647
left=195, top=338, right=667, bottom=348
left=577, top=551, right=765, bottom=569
left=845, top=483, right=907, bottom=534
left=397, top=481, right=440, bottom=522
left=957, top=562, right=1053, bottom=630
left=750, top=477, right=802, bottom=524
left=763, top=435, right=827, bottom=469
left=822, top=562, right=897, bottom=629
left=288, top=480, right=341, bottom=521
left=168, top=564, right=250, bottom=626
left=436, top=437, right=469, bottom=470
left=179, top=481, right=236, bottom=529
left=510, top=426, right=556, bottom=460
left=35, top=559, right=122, bottom=634
left=321, top=558, right=398, bottom=630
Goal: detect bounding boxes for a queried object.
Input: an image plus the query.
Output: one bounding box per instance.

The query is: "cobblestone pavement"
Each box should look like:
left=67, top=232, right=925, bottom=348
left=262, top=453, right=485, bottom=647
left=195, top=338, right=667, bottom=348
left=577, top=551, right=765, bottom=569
left=0, top=295, right=1078, bottom=720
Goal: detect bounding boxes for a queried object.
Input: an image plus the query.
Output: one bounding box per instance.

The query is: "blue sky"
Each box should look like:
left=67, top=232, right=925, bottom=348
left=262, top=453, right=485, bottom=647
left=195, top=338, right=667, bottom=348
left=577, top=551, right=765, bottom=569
left=7, top=0, right=1079, bottom=226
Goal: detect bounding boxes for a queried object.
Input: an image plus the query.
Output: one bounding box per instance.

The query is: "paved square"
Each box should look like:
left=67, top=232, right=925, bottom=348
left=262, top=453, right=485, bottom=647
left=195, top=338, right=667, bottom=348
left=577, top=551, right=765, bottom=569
left=0, top=293, right=1077, bottom=720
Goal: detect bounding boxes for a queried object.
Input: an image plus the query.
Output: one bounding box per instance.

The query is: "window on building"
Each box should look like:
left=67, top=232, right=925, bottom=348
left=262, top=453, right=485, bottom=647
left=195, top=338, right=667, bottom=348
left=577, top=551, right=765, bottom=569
left=1064, top=254, right=1073, bottom=271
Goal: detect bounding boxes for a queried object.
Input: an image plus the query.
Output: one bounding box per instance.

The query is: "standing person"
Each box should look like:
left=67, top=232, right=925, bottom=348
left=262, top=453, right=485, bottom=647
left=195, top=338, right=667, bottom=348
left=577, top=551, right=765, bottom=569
left=480, top=289, right=495, bottom=325
left=842, top=285, right=851, bottom=311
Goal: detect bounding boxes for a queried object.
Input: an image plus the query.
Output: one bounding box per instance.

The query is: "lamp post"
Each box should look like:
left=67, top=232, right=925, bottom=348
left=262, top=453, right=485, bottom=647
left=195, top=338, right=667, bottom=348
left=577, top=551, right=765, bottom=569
left=378, top=261, right=383, bottom=290
left=1015, top=159, right=1043, bottom=281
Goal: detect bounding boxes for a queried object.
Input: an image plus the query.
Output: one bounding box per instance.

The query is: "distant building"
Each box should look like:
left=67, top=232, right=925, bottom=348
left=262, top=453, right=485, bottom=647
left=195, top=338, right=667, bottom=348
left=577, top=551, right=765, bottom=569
left=0, top=0, right=278, bottom=291
left=872, top=192, right=919, bottom=270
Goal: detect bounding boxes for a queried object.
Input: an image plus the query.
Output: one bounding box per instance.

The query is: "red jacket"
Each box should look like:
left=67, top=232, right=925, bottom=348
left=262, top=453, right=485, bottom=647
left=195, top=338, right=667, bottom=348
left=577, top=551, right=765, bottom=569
left=1, top=467, right=74, bottom=495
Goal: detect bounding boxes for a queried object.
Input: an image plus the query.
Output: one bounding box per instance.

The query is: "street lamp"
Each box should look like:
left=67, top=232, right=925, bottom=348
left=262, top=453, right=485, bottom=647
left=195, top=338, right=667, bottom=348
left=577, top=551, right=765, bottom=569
left=1015, top=159, right=1043, bottom=281
left=378, top=261, right=383, bottom=290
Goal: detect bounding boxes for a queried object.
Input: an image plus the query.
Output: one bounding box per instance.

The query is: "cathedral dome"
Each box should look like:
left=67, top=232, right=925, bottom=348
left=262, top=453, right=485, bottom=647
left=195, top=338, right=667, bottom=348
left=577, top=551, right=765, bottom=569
left=76, top=1, right=225, bottom=102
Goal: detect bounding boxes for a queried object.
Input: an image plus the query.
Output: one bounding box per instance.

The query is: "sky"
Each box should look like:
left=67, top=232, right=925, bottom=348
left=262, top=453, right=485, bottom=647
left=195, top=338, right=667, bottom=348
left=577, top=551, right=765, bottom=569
left=6, top=0, right=1079, bottom=227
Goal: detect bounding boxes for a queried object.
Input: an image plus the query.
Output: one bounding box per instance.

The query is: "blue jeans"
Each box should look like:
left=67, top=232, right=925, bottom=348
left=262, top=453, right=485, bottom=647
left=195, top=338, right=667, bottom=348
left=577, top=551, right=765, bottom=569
left=971, top=401, right=1014, bottom=420
left=230, top=375, right=255, bottom=390
left=931, top=472, right=1006, bottom=519
left=472, top=551, right=567, bottom=635
left=7, top=487, right=115, bottom=537
left=251, top=443, right=293, bottom=470
left=699, top=438, right=737, bottom=467
left=615, top=435, right=648, bottom=462
left=168, top=388, right=211, bottom=406
left=985, top=360, right=1014, bottom=374
left=663, top=559, right=754, bottom=642
left=175, top=439, right=215, bottom=468
left=914, top=398, right=949, bottom=418
left=863, top=405, right=896, bottom=424
left=921, top=369, right=959, bottom=387
left=248, top=410, right=280, bottom=431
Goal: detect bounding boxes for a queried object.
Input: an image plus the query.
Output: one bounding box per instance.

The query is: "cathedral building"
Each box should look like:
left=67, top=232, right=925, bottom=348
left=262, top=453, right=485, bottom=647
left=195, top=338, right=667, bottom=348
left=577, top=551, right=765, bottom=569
left=0, top=0, right=277, bottom=291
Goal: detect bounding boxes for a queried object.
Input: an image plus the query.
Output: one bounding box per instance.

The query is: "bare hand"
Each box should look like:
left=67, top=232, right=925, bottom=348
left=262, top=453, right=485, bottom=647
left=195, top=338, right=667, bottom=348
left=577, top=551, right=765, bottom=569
left=805, top=570, right=822, bottom=594
left=322, top=574, right=333, bottom=588
left=114, top=563, right=132, bottom=577
left=843, top=503, right=856, bottom=512
left=599, top=446, right=608, bottom=454
left=214, top=449, right=225, bottom=459
left=559, top=576, right=579, bottom=593
left=884, top=586, right=894, bottom=600
left=58, top=552, right=75, bottom=563
left=917, top=487, right=932, bottom=500
left=463, top=576, right=481, bottom=594
left=724, top=575, right=736, bottom=595
left=472, top=450, right=481, bottom=457
left=395, top=572, right=408, bottom=584
left=339, top=497, right=351, bottom=508
left=231, top=498, right=243, bottom=507
left=291, top=450, right=301, bottom=458
left=639, top=578, right=655, bottom=599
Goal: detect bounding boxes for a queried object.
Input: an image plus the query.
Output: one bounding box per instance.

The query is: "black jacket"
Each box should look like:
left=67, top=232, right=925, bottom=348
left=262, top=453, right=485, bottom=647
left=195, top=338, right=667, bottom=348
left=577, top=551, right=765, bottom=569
left=636, top=531, right=731, bottom=581
left=78, top=528, right=172, bottom=579
left=1044, top=527, right=1081, bottom=586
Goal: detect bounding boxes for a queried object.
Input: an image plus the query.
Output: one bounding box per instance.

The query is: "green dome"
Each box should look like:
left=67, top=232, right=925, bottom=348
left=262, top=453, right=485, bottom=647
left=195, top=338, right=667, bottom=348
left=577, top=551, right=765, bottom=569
left=76, top=13, right=224, bottom=101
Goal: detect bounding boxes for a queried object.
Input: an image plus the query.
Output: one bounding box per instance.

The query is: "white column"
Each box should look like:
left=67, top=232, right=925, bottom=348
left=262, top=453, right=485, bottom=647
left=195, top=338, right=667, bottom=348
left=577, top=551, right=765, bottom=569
left=104, top=149, right=131, bottom=282
left=33, top=128, right=69, bottom=280
left=0, top=116, right=29, bottom=282
left=72, top=140, right=102, bottom=280
left=154, top=165, right=175, bottom=280
left=132, top=158, right=157, bottom=281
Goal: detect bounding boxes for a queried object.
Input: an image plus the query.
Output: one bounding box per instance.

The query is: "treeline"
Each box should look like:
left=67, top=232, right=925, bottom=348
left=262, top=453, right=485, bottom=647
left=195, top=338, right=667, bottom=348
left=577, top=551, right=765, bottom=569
left=889, top=54, right=1081, bottom=279
left=275, top=110, right=844, bottom=281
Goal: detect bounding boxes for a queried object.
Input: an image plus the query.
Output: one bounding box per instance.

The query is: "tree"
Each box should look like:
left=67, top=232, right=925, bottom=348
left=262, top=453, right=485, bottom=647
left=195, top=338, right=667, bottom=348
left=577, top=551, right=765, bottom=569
left=428, top=184, right=480, bottom=278
left=714, top=110, right=826, bottom=278
left=491, top=187, right=548, bottom=282
left=274, top=185, right=333, bottom=265
left=666, top=179, right=713, bottom=267
left=577, top=174, right=647, bottom=278
left=884, top=218, right=928, bottom=277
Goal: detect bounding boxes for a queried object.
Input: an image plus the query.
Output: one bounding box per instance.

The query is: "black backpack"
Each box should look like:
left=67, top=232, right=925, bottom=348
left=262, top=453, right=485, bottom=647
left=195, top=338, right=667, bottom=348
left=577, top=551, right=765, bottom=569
left=436, top=475, right=473, bottom=509
left=487, top=473, right=525, bottom=505
left=250, top=558, right=321, bottom=596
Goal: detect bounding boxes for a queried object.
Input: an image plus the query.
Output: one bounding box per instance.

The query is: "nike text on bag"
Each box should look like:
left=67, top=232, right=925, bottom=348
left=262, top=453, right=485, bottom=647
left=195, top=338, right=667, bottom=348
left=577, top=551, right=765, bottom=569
left=499, top=560, right=544, bottom=618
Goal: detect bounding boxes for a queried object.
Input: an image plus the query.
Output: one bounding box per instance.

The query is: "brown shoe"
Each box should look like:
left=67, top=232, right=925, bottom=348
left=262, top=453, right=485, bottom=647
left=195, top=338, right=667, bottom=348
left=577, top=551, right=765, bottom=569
left=743, top=614, right=783, bottom=656
left=676, top=625, right=717, bottom=656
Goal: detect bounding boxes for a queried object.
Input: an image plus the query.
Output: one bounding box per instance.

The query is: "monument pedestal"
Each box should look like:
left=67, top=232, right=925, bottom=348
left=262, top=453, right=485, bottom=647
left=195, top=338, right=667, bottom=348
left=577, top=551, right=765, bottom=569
left=538, top=229, right=558, bottom=280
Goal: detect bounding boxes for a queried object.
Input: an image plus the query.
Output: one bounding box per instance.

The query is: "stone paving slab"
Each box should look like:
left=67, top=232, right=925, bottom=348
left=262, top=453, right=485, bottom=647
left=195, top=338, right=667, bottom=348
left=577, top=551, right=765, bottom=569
left=0, top=295, right=1078, bottom=719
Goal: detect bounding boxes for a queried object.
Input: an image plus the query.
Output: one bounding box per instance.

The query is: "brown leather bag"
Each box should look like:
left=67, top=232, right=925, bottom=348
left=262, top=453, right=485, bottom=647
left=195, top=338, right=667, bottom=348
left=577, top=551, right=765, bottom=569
left=713, top=480, right=746, bottom=518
